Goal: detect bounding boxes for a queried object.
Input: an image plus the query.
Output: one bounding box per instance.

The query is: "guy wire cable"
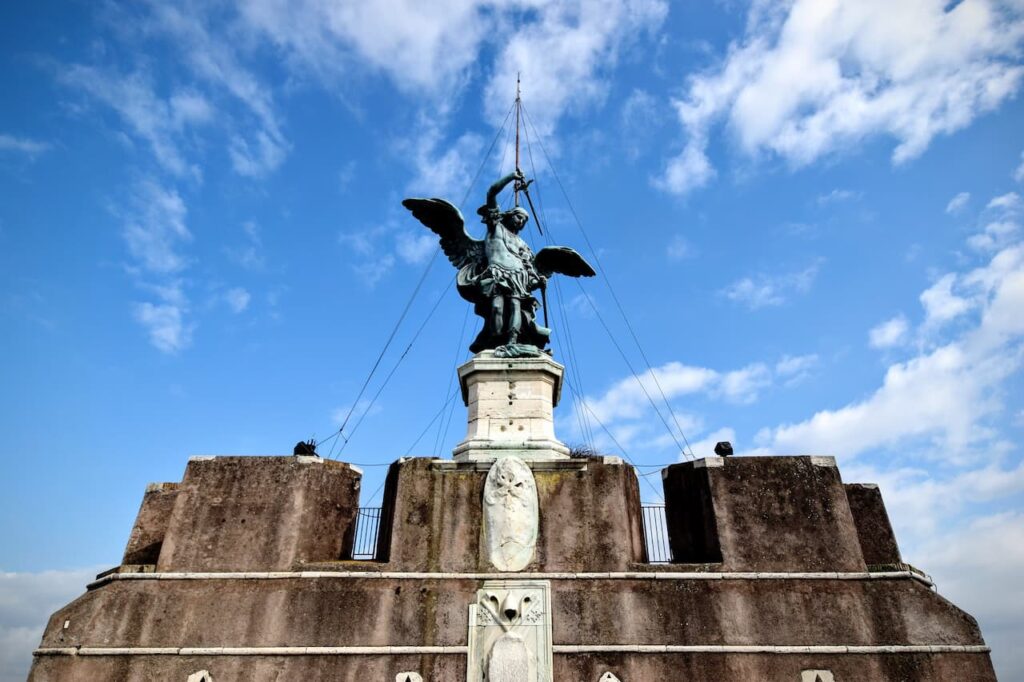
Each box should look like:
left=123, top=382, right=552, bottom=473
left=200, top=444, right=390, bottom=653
left=521, top=103, right=697, bottom=460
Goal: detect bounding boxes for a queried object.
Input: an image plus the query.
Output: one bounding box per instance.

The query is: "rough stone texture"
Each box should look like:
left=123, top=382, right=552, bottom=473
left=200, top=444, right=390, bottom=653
left=29, top=652, right=998, bottom=682
left=122, top=482, right=179, bottom=566
left=29, top=454, right=998, bottom=681
left=379, top=457, right=646, bottom=572
left=845, top=483, right=903, bottom=567
left=30, top=654, right=467, bottom=682
left=157, top=456, right=362, bottom=572
left=554, top=653, right=996, bottom=681
left=664, top=457, right=866, bottom=572
left=453, top=351, right=570, bottom=461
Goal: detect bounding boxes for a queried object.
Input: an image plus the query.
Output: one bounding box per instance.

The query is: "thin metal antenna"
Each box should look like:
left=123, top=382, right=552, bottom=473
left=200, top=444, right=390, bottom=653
left=514, top=72, right=521, bottom=207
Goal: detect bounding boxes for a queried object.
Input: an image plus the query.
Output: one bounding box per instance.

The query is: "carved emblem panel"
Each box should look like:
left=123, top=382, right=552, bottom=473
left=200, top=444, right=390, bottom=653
left=467, top=580, right=552, bottom=682
left=483, top=456, right=539, bottom=571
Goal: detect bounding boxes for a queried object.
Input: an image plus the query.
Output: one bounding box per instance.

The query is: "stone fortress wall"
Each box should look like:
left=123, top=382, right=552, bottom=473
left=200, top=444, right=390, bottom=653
left=29, top=453, right=996, bottom=681
left=29, top=353, right=997, bottom=681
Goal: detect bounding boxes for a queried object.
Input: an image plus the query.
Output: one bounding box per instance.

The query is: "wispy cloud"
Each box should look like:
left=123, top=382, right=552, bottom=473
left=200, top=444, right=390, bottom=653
left=57, top=64, right=211, bottom=179
left=666, top=234, right=693, bottom=261
left=868, top=315, right=909, bottom=349
left=0, top=134, right=51, bottom=159
left=946, top=191, right=971, bottom=214
left=581, top=352, right=815, bottom=450
left=223, top=287, right=251, bottom=313
left=758, top=194, right=1024, bottom=464
left=143, top=3, right=289, bottom=178
left=226, top=221, right=265, bottom=271
left=116, top=180, right=195, bottom=353
left=816, top=188, right=860, bottom=206
left=118, top=180, right=192, bottom=274
left=721, top=259, right=822, bottom=309
left=658, top=0, right=1024, bottom=195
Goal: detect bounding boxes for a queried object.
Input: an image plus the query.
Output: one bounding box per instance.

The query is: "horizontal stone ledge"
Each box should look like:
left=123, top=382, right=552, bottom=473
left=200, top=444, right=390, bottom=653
left=551, top=645, right=991, bottom=655
left=36, top=646, right=470, bottom=657
left=87, top=570, right=933, bottom=590
left=36, top=644, right=990, bottom=657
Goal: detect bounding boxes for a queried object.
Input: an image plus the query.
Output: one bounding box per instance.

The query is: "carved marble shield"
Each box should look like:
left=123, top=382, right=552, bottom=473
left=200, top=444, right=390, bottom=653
left=483, top=456, right=539, bottom=571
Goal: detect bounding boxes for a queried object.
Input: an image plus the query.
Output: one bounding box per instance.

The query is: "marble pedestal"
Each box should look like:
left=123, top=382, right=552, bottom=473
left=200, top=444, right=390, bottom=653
left=452, top=351, right=570, bottom=462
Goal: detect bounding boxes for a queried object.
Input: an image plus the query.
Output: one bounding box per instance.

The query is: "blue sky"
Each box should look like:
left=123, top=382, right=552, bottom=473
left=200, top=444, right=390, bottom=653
left=2, top=0, right=1023, bottom=679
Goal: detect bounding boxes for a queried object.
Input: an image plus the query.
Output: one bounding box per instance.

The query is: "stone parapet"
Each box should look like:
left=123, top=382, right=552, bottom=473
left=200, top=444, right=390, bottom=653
left=663, top=456, right=867, bottom=572
left=154, top=456, right=362, bottom=572
left=845, top=483, right=903, bottom=567
left=377, top=456, right=646, bottom=573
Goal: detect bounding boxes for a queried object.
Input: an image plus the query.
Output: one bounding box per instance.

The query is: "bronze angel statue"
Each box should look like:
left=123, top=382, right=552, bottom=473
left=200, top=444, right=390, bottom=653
left=403, top=169, right=595, bottom=358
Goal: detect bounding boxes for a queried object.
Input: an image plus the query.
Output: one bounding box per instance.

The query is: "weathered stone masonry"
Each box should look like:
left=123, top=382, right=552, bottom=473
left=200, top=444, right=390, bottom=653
left=29, top=452, right=996, bottom=681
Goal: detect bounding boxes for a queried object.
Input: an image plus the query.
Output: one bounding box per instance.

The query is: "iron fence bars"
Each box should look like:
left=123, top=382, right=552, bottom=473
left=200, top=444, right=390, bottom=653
left=641, top=503, right=672, bottom=564
left=352, top=504, right=672, bottom=563
left=351, top=507, right=383, bottom=560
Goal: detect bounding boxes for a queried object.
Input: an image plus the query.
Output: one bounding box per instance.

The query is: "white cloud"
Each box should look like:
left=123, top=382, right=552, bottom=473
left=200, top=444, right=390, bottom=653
left=716, top=363, right=772, bottom=404
left=0, top=134, right=50, bottom=158
left=0, top=567, right=101, bottom=682
left=226, top=221, right=265, bottom=271
left=987, top=191, right=1022, bottom=211
left=224, top=287, right=251, bottom=313
left=920, top=273, right=973, bottom=326
left=583, top=353, right=810, bottom=445
left=483, top=0, right=667, bottom=138
left=722, top=260, right=822, bottom=309
left=918, top=513, right=1024, bottom=680
left=58, top=65, right=210, bottom=178
left=758, top=218, right=1024, bottom=463
left=139, top=3, right=289, bottom=178
left=237, top=0, right=495, bottom=94
left=868, top=314, right=909, bottom=349
left=666, top=234, right=693, bottom=260
left=658, top=0, right=1024, bottom=194
left=238, top=0, right=665, bottom=156
left=834, top=464, right=1024, bottom=679
left=402, top=117, right=485, bottom=199
left=816, top=188, right=859, bottom=205
left=116, top=180, right=196, bottom=353
left=946, top=191, right=971, bottom=214
left=395, top=232, right=436, bottom=265
left=133, top=299, right=192, bottom=353
left=119, top=180, right=191, bottom=274
left=775, top=353, right=819, bottom=385
left=585, top=362, right=718, bottom=424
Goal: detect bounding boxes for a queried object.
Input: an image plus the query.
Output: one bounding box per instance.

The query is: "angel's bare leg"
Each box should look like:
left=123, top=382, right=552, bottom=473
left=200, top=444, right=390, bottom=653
left=508, top=297, right=522, bottom=343
left=491, top=297, right=505, bottom=340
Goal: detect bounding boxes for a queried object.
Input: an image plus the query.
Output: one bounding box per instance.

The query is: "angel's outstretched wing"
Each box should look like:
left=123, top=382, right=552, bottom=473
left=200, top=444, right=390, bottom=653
left=402, top=198, right=484, bottom=270
left=535, top=246, right=596, bottom=279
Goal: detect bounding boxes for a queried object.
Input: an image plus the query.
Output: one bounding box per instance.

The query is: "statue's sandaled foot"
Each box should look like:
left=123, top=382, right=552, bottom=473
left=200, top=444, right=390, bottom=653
left=494, top=343, right=542, bottom=359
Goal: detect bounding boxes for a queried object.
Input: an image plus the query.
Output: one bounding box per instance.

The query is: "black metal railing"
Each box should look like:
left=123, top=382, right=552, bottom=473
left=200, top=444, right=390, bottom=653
left=641, top=503, right=672, bottom=564
left=351, top=507, right=383, bottom=560
left=352, top=503, right=672, bottom=563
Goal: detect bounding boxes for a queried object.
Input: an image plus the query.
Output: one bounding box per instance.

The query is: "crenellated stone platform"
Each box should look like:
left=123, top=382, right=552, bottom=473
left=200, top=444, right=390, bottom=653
left=29, top=452, right=997, bottom=681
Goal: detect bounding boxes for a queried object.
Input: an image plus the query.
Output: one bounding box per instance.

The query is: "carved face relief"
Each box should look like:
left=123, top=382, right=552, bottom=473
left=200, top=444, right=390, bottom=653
left=468, top=581, right=552, bottom=682
left=483, top=456, right=539, bottom=571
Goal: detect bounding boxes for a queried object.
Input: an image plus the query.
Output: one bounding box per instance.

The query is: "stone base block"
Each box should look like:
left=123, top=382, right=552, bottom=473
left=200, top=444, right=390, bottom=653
left=453, top=351, right=570, bottom=462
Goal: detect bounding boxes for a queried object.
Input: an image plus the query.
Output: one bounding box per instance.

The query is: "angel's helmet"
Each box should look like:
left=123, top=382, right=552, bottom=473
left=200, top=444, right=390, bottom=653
left=501, top=207, right=530, bottom=232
